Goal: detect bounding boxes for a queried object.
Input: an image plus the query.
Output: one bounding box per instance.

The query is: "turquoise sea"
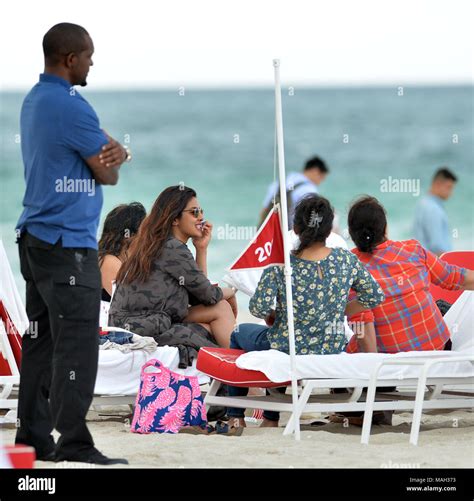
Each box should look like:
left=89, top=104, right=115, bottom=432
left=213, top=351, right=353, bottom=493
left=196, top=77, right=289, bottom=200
left=1, top=86, right=473, bottom=300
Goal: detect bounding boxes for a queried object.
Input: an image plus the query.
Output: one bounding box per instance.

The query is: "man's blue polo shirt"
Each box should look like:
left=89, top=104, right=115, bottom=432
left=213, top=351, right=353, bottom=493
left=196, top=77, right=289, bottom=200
left=16, top=73, right=109, bottom=249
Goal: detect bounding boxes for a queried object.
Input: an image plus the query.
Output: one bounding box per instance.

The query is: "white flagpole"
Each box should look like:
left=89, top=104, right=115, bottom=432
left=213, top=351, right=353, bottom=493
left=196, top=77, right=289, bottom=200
left=273, top=59, right=300, bottom=440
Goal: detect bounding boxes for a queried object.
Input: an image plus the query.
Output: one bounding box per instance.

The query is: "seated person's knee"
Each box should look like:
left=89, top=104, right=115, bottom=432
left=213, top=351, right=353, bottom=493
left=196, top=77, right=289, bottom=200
left=217, top=299, right=233, bottom=314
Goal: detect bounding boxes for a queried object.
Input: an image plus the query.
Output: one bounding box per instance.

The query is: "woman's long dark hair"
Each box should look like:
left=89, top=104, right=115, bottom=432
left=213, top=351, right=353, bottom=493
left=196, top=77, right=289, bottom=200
left=98, top=202, right=146, bottom=264
left=292, top=194, right=334, bottom=255
left=116, top=186, right=197, bottom=284
left=348, top=195, right=387, bottom=253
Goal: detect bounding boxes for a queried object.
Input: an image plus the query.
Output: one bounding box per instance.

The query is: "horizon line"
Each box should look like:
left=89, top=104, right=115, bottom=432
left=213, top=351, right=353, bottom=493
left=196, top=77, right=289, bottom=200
left=1, top=81, right=473, bottom=93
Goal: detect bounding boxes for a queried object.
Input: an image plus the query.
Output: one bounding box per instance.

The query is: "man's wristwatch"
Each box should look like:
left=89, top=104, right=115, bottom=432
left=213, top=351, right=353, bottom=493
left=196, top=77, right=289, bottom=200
left=123, top=146, right=132, bottom=163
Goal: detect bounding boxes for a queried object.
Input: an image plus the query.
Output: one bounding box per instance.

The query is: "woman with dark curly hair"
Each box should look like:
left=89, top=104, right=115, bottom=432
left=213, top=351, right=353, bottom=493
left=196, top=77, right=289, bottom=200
left=98, top=202, right=146, bottom=301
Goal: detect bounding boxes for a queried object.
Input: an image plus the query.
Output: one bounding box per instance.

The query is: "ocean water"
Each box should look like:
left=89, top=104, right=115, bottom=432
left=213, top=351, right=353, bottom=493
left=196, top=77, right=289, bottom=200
left=1, top=86, right=473, bottom=300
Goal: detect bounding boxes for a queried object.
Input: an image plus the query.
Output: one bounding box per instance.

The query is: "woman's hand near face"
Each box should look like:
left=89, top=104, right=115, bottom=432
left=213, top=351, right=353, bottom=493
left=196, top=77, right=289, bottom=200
left=192, top=221, right=213, bottom=250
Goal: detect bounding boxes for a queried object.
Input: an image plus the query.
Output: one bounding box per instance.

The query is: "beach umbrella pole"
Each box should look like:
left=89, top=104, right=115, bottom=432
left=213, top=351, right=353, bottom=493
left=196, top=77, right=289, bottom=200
left=273, top=59, right=300, bottom=440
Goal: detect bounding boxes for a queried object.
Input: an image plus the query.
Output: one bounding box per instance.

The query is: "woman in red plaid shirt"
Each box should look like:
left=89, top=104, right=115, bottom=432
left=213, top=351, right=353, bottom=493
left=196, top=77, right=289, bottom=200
left=346, top=196, right=474, bottom=353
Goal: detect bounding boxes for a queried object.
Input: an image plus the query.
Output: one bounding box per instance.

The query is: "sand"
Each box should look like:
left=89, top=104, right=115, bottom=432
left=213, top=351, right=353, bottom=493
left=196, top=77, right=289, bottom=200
left=2, top=408, right=473, bottom=469
left=2, top=313, right=473, bottom=469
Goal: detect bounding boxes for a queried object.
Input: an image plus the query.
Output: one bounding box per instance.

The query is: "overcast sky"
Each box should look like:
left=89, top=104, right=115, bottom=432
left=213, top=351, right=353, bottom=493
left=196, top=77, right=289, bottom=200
left=1, top=0, right=473, bottom=89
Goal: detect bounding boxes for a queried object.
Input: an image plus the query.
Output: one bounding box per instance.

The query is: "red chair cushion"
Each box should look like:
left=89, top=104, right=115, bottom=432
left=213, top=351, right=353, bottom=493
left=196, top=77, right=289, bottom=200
left=197, top=347, right=289, bottom=388
left=430, top=251, right=474, bottom=304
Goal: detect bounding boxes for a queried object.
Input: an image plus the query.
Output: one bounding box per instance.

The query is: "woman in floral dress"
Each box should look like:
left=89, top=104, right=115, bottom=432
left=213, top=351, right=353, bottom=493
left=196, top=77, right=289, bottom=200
left=227, top=194, right=385, bottom=428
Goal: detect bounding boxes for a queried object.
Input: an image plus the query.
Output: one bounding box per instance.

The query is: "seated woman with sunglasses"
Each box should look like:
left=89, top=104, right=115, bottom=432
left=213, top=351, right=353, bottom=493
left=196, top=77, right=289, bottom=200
left=108, top=186, right=237, bottom=368
left=227, top=195, right=385, bottom=428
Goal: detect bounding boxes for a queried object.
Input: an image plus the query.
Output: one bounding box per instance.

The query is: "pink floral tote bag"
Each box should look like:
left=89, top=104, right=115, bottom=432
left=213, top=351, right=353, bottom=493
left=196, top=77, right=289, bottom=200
left=131, top=359, right=207, bottom=434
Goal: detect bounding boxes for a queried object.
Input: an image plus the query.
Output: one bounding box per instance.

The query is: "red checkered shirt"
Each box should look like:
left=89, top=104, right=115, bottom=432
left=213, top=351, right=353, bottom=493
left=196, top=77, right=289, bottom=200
left=346, top=239, right=466, bottom=353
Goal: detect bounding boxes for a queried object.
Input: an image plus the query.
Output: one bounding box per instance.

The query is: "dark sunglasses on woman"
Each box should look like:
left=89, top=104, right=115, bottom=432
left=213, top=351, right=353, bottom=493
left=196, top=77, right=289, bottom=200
left=183, top=207, right=204, bottom=218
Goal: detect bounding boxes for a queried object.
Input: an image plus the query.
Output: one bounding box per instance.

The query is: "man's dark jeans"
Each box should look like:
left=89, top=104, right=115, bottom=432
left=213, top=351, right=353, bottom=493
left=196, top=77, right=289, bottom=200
left=15, top=232, right=101, bottom=459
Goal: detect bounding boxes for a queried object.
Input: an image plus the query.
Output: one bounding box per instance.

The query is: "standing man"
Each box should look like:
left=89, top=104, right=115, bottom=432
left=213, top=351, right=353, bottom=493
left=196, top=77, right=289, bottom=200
left=259, top=156, right=329, bottom=228
left=15, top=23, right=131, bottom=464
left=413, top=167, right=457, bottom=255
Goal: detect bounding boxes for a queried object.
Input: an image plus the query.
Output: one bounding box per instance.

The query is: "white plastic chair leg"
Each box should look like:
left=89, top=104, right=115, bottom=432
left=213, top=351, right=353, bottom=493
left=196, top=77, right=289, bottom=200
left=283, top=382, right=313, bottom=436
left=0, top=384, right=13, bottom=400
left=204, top=379, right=221, bottom=410
left=361, top=363, right=383, bottom=444
left=410, top=368, right=429, bottom=446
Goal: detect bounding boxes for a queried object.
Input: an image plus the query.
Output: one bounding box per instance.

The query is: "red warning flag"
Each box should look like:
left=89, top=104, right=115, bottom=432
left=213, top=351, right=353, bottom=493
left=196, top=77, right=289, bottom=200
left=229, top=206, right=284, bottom=271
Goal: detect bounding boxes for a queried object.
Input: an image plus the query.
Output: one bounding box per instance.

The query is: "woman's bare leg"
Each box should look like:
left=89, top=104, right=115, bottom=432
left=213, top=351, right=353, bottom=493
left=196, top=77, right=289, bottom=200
left=196, top=323, right=211, bottom=333
left=185, top=301, right=235, bottom=348
left=229, top=417, right=246, bottom=428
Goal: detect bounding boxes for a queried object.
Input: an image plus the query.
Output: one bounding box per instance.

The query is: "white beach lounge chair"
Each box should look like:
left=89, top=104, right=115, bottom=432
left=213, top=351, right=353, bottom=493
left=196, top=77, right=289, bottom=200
left=360, top=290, right=474, bottom=445
left=0, top=240, right=25, bottom=422
left=197, top=291, right=474, bottom=444
left=93, top=289, right=210, bottom=408
left=0, top=321, right=20, bottom=421
left=92, top=343, right=209, bottom=409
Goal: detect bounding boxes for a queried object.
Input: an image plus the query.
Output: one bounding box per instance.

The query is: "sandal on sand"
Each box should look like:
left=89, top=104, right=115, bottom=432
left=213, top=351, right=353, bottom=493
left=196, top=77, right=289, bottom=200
left=329, top=411, right=393, bottom=427
left=211, top=420, right=244, bottom=436
left=310, top=418, right=331, bottom=427
left=179, top=424, right=216, bottom=435
left=329, top=413, right=364, bottom=426
left=179, top=421, right=243, bottom=436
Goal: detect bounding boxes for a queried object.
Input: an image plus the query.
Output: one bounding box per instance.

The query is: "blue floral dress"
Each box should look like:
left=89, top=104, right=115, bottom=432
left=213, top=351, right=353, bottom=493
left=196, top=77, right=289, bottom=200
left=249, top=248, right=384, bottom=355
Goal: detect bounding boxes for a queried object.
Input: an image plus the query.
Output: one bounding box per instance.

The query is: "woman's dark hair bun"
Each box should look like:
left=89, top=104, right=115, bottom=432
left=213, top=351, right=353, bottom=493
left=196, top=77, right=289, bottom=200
left=292, top=194, right=334, bottom=255
left=348, top=195, right=387, bottom=253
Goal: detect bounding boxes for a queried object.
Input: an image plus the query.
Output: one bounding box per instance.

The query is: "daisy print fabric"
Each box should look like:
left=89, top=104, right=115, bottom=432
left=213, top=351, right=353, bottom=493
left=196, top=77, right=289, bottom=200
left=249, top=248, right=384, bottom=355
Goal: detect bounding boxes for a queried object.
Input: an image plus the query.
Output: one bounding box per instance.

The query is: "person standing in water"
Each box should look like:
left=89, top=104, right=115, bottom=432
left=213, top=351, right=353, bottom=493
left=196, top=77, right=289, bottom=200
left=413, top=167, right=458, bottom=255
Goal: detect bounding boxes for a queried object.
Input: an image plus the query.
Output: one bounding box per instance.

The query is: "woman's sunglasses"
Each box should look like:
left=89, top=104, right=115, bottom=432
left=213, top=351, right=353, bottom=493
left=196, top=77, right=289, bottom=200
left=182, top=207, right=204, bottom=218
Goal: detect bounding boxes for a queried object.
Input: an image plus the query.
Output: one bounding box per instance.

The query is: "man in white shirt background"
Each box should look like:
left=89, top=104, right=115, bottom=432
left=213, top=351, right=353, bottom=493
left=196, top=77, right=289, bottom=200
left=259, top=156, right=329, bottom=229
